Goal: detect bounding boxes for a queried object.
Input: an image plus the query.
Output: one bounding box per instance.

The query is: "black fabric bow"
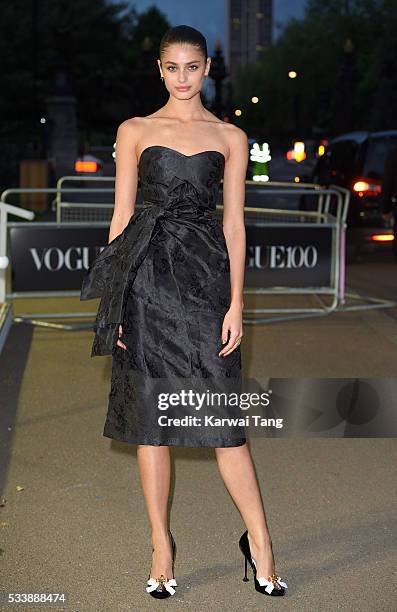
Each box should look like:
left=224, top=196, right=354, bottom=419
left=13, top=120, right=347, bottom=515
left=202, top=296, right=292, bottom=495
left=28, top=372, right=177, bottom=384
left=80, top=176, right=214, bottom=357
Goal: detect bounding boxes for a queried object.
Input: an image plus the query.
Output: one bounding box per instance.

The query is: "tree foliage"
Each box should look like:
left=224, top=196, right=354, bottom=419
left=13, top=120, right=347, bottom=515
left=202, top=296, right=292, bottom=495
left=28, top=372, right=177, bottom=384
left=0, top=1, right=171, bottom=186
left=0, top=1, right=170, bottom=142
left=234, top=0, right=397, bottom=141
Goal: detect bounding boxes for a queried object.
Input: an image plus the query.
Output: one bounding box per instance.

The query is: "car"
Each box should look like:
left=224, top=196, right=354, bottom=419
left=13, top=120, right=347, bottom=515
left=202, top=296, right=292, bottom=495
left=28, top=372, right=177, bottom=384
left=299, top=130, right=397, bottom=262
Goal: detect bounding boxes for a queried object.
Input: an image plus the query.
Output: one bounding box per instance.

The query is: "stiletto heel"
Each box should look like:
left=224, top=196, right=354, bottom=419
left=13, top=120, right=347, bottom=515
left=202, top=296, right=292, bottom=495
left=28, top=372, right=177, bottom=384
left=239, top=530, right=288, bottom=596
left=146, top=529, right=178, bottom=599
left=243, top=555, right=249, bottom=581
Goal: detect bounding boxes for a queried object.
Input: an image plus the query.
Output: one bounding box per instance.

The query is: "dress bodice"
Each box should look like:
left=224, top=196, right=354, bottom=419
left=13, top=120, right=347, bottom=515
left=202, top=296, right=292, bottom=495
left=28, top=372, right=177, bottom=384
left=138, top=145, right=225, bottom=214
left=81, top=144, right=228, bottom=356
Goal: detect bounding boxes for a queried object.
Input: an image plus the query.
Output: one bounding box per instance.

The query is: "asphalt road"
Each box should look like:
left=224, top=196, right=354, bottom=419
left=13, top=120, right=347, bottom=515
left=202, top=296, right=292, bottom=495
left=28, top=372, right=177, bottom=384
left=1, top=251, right=396, bottom=611
left=346, top=249, right=397, bottom=309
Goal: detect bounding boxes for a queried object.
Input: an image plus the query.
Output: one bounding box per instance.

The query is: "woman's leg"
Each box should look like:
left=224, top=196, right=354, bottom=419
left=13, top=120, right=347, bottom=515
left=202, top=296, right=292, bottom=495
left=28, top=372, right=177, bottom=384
left=137, top=445, right=174, bottom=579
left=215, top=442, right=280, bottom=583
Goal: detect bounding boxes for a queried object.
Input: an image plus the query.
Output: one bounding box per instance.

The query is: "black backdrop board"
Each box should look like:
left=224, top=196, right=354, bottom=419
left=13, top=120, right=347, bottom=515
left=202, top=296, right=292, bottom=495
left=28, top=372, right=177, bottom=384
left=9, top=224, right=109, bottom=292
left=245, top=225, right=334, bottom=288
left=8, top=222, right=334, bottom=293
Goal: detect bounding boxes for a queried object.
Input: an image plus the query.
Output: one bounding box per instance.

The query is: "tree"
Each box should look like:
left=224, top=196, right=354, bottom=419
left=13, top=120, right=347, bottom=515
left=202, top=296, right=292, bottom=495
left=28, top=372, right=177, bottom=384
left=232, top=0, right=397, bottom=142
left=0, top=1, right=171, bottom=186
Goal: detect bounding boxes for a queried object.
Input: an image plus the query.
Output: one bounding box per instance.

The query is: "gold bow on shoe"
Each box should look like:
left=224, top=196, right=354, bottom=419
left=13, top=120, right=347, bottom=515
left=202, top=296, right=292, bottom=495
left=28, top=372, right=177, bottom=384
left=146, top=574, right=178, bottom=595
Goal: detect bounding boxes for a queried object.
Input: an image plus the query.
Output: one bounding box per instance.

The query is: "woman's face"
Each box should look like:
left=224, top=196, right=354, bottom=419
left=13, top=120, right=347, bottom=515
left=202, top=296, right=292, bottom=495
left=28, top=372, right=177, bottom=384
left=158, top=43, right=210, bottom=98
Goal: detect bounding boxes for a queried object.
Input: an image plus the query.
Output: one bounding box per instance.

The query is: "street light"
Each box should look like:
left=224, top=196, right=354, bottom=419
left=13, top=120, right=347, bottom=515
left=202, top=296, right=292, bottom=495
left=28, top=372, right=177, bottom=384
left=288, top=71, right=300, bottom=133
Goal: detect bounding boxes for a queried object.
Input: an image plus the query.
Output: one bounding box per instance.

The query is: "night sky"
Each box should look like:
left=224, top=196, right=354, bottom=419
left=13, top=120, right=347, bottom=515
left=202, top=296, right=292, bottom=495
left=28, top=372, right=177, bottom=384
left=120, top=0, right=307, bottom=53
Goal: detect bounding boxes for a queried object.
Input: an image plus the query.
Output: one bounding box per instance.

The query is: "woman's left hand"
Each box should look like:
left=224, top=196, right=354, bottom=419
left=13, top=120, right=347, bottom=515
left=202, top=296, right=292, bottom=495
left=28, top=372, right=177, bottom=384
left=218, top=303, right=244, bottom=357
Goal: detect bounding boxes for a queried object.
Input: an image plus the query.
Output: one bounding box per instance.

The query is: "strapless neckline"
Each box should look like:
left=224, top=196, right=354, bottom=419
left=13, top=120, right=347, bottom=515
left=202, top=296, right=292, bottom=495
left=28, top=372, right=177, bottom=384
left=138, top=144, right=226, bottom=167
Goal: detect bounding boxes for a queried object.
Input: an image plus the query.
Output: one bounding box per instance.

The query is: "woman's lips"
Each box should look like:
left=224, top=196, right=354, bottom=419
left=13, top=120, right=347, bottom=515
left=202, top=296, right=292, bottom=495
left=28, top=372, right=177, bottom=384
left=176, top=86, right=190, bottom=91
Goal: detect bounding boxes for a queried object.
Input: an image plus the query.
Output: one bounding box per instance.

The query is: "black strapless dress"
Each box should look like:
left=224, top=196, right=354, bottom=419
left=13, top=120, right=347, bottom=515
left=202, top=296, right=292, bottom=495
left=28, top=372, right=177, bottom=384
left=80, top=145, right=246, bottom=447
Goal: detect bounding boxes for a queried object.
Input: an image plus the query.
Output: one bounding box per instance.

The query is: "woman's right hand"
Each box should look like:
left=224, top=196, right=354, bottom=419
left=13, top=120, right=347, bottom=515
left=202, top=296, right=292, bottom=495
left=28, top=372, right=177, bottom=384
left=117, top=324, right=127, bottom=350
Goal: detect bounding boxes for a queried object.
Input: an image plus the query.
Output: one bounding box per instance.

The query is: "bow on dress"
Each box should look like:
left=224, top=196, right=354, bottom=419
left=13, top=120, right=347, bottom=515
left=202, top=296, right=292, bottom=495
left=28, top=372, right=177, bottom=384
left=80, top=176, right=212, bottom=357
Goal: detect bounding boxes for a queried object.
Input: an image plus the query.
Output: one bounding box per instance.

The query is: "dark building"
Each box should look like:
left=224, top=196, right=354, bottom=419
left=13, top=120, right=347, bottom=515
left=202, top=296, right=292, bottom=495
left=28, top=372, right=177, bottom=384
left=225, top=0, right=273, bottom=84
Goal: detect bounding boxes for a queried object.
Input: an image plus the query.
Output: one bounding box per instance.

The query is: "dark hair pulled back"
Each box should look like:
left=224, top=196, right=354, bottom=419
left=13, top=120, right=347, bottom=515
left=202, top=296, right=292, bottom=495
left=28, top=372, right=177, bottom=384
left=159, top=25, right=208, bottom=60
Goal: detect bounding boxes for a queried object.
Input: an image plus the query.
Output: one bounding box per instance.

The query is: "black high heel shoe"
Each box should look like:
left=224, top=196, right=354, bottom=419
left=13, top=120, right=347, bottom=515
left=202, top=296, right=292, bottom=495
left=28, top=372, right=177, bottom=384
left=146, top=529, right=177, bottom=599
left=239, top=530, right=288, bottom=596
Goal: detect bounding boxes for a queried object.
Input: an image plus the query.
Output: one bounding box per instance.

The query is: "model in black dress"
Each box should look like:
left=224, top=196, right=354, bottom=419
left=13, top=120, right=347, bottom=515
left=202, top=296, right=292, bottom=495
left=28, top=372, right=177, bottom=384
left=81, top=24, right=287, bottom=601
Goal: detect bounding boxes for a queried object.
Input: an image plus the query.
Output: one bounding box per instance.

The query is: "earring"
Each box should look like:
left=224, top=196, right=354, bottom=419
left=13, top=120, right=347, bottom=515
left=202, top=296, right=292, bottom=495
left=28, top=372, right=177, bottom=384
left=160, top=75, right=164, bottom=82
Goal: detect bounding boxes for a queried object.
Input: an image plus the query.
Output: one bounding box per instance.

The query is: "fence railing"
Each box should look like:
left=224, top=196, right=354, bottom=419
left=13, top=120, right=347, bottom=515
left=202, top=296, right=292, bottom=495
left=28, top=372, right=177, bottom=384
left=0, top=180, right=395, bottom=332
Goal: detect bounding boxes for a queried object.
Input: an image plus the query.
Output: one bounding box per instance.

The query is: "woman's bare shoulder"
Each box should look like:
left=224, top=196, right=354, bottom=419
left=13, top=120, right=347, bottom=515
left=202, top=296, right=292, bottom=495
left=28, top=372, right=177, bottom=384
left=215, top=122, right=248, bottom=161
left=222, top=122, right=248, bottom=146
left=117, top=114, right=168, bottom=136
left=116, top=116, right=147, bottom=131
left=115, top=117, right=160, bottom=150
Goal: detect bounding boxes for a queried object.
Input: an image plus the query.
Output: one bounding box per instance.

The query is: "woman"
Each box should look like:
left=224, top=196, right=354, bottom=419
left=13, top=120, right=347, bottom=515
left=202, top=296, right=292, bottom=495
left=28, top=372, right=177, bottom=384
left=81, top=25, right=287, bottom=600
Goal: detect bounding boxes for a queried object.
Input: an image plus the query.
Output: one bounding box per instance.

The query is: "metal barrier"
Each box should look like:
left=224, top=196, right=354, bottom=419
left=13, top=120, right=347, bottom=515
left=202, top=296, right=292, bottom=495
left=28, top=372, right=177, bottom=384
left=53, top=176, right=350, bottom=226
left=52, top=176, right=351, bottom=323
left=0, top=201, right=35, bottom=351
left=0, top=201, right=35, bottom=302
left=0, top=189, right=101, bottom=331
left=54, top=175, right=116, bottom=223
left=242, top=182, right=347, bottom=323
left=0, top=181, right=395, bottom=336
left=241, top=181, right=394, bottom=323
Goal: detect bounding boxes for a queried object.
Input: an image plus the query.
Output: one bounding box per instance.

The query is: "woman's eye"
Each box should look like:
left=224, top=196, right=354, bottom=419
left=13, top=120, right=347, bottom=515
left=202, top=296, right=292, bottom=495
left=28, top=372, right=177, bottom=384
left=167, top=65, right=199, bottom=71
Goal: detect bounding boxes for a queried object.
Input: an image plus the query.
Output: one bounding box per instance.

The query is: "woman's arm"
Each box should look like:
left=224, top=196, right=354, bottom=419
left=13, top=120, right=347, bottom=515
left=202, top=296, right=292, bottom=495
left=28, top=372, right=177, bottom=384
left=222, top=126, right=248, bottom=307
left=108, top=119, right=139, bottom=244
left=218, top=126, right=248, bottom=357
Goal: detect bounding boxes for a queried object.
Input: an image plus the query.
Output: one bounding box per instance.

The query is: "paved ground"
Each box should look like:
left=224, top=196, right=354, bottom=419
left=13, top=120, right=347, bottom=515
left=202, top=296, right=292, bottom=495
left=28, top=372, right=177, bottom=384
left=1, top=267, right=397, bottom=610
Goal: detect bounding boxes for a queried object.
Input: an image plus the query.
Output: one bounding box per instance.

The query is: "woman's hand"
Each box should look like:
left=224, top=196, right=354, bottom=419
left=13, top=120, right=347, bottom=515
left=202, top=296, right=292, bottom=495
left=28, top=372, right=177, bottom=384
left=117, top=324, right=127, bottom=350
left=218, top=303, right=243, bottom=357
